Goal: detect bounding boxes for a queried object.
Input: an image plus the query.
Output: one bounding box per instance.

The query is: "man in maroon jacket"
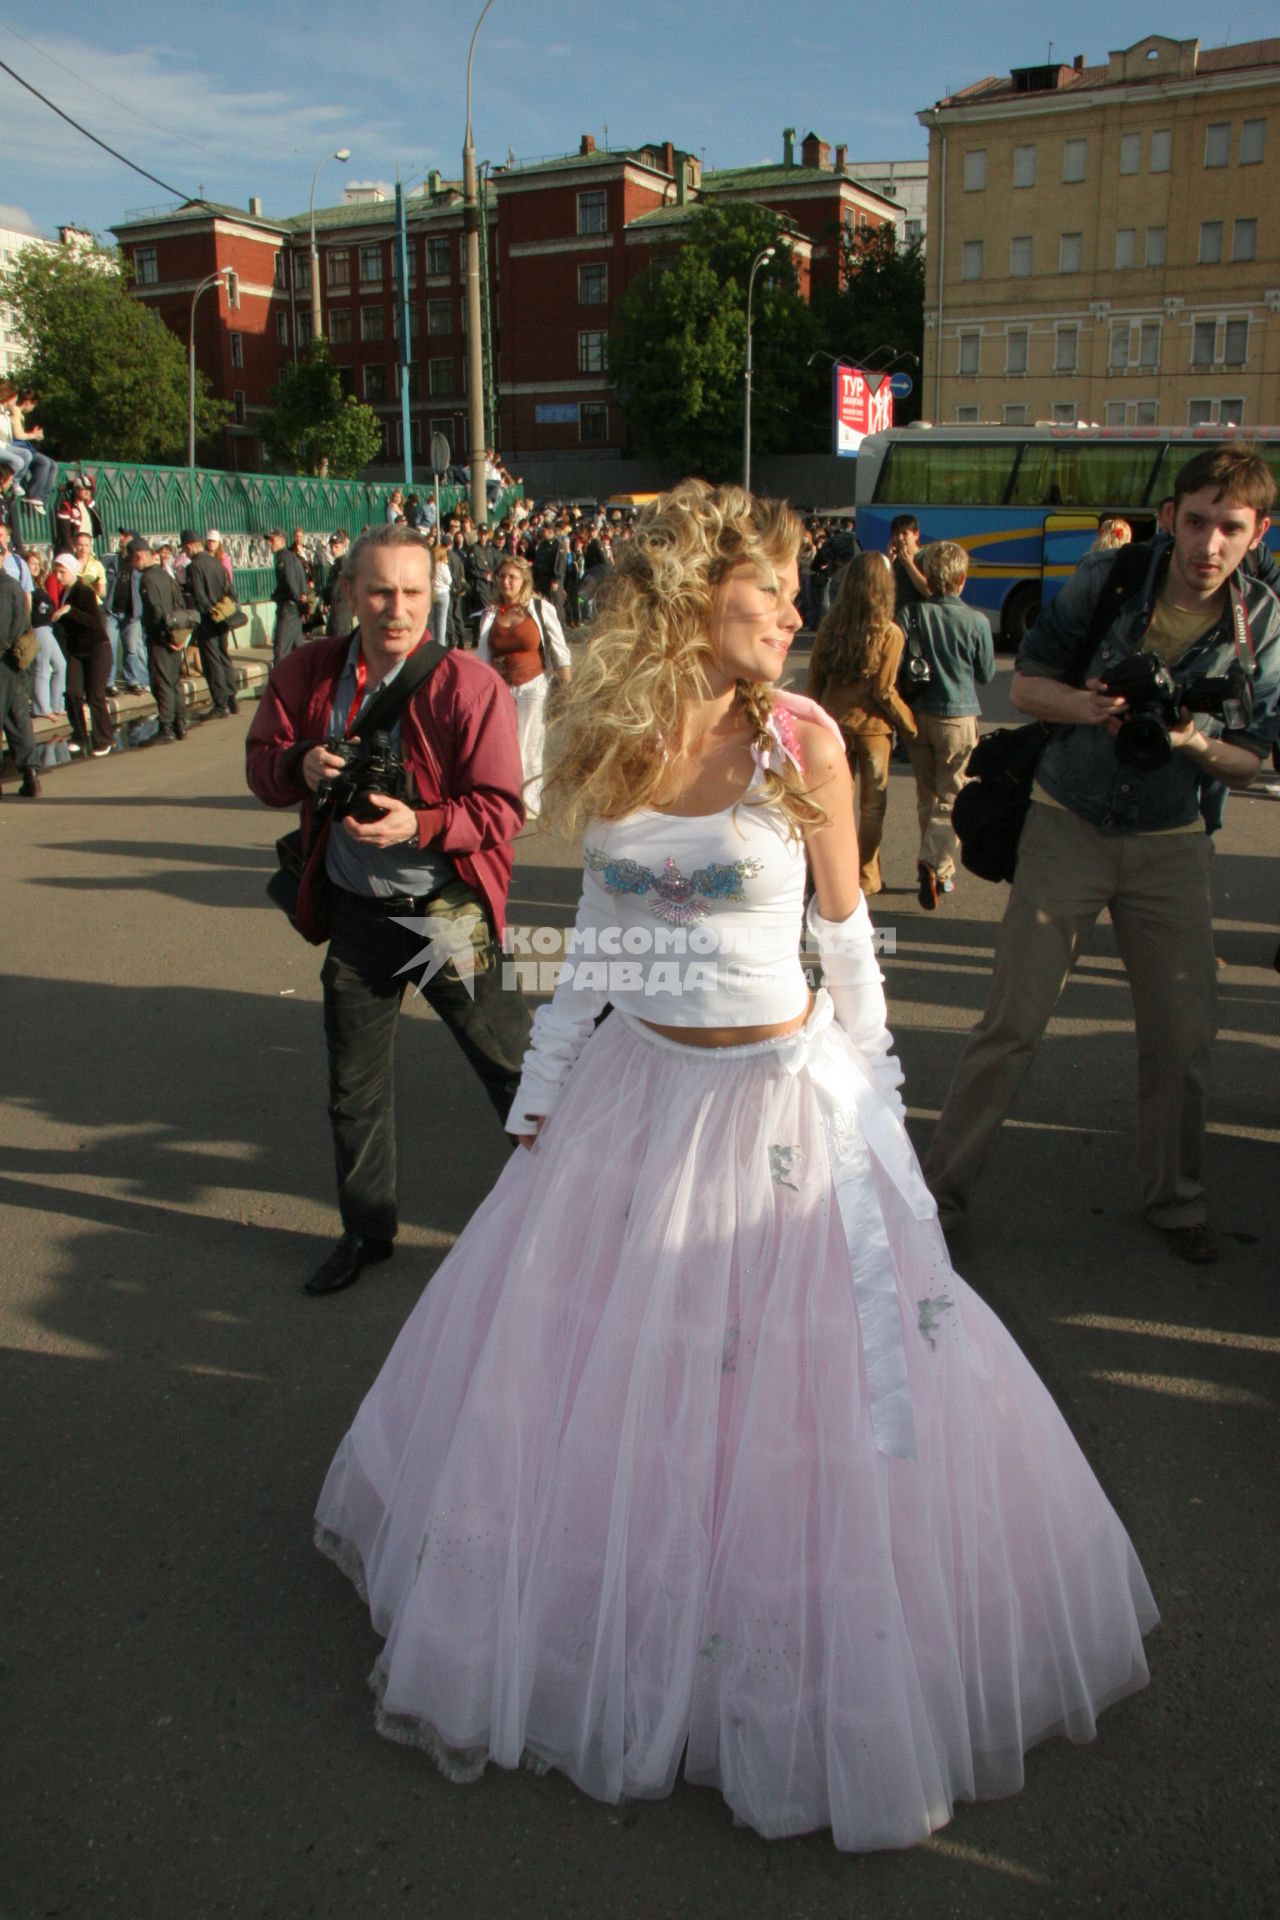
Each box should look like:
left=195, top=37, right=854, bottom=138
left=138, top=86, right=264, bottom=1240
left=246, top=524, right=531, bottom=1296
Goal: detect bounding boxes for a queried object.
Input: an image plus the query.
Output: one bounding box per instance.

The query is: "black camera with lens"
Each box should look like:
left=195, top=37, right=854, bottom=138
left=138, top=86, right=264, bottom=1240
left=313, top=729, right=409, bottom=824
left=1099, top=653, right=1253, bottom=772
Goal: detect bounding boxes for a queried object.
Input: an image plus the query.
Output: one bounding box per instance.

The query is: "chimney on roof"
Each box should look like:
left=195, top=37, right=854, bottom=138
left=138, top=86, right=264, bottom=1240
left=783, top=127, right=796, bottom=167
left=834, top=144, right=847, bottom=173
left=249, top=195, right=263, bottom=218
left=428, top=170, right=442, bottom=197
left=1073, top=52, right=1085, bottom=71
left=801, top=132, right=830, bottom=171
left=580, top=134, right=596, bottom=156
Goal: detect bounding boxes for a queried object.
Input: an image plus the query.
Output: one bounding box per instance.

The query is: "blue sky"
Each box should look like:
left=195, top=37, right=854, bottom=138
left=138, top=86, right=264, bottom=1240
left=1, top=1, right=1273, bottom=240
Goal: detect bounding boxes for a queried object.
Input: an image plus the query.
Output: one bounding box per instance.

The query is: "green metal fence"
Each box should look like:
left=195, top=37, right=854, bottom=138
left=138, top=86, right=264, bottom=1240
left=14, top=462, right=523, bottom=600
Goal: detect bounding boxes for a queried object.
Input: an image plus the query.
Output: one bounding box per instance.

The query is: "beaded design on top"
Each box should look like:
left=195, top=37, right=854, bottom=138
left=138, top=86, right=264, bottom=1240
left=585, top=849, right=765, bottom=928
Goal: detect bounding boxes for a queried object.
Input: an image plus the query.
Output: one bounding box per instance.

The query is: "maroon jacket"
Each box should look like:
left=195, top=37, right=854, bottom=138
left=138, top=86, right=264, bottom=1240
left=246, top=633, right=524, bottom=943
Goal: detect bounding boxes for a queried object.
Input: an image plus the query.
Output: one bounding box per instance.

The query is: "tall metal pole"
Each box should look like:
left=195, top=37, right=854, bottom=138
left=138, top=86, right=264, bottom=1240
left=189, top=270, right=228, bottom=468
left=742, top=246, right=775, bottom=492
left=463, top=0, right=495, bottom=526
left=309, top=147, right=350, bottom=348
left=395, top=179, right=414, bottom=486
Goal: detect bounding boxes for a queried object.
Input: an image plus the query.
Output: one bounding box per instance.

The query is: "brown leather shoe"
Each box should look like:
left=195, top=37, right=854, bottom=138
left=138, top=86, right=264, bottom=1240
left=1159, top=1223, right=1219, bottom=1265
left=303, top=1231, right=394, bottom=1295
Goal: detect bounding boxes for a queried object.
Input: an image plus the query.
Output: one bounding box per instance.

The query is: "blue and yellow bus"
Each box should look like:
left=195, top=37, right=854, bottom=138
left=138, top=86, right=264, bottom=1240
left=854, top=424, right=1280, bottom=645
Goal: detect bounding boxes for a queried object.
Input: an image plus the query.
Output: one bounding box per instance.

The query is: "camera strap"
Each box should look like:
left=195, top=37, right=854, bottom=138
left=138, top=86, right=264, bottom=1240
left=344, top=638, right=448, bottom=742
left=1227, top=581, right=1256, bottom=678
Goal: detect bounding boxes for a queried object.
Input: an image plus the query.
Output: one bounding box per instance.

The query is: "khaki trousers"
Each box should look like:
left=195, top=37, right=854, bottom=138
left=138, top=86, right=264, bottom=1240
left=923, top=801, right=1217, bottom=1230
left=905, top=715, right=977, bottom=886
left=843, top=730, right=892, bottom=894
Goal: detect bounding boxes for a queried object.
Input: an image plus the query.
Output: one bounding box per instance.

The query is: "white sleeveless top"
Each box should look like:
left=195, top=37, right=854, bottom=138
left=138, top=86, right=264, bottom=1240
left=577, top=773, right=809, bottom=1027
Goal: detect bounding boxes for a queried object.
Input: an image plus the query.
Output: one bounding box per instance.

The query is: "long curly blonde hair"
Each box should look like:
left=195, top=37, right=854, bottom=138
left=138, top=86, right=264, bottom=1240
left=539, top=479, right=824, bottom=840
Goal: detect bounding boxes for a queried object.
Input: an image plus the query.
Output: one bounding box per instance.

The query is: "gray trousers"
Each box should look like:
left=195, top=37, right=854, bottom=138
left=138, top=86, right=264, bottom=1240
left=0, top=654, right=36, bottom=772
left=274, top=603, right=304, bottom=664
left=923, top=800, right=1217, bottom=1230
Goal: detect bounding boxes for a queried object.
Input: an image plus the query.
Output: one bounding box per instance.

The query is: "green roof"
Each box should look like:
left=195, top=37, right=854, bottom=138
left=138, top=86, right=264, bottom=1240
left=702, top=164, right=846, bottom=192
left=114, top=185, right=483, bottom=241
left=493, top=146, right=656, bottom=180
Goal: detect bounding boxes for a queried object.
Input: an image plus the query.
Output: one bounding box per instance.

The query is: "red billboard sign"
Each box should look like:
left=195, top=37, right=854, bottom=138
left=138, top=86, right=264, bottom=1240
left=834, top=364, right=894, bottom=456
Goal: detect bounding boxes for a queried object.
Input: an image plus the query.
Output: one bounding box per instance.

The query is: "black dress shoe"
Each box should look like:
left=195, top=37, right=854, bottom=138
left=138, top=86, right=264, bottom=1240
left=303, top=1230, right=394, bottom=1295
left=228, top=695, right=239, bottom=715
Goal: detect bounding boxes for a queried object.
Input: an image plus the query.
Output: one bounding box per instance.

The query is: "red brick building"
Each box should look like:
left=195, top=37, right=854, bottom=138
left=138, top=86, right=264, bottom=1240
left=112, top=130, right=896, bottom=472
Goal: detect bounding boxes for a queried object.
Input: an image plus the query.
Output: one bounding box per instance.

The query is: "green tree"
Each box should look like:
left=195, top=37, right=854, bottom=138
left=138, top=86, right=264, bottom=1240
left=257, top=344, right=384, bottom=478
left=814, top=227, right=926, bottom=424
left=608, top=202, right=824, bottom=478
left=0, top=242, right=231, bottom=462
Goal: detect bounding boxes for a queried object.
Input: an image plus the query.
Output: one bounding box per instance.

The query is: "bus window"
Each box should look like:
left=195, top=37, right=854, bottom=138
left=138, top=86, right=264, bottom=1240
left=875, top=441, right=1018, bottom=507
left=1010, top=442, right=1161, bottom=508
left=1148, top=443, right=1280, bottom=507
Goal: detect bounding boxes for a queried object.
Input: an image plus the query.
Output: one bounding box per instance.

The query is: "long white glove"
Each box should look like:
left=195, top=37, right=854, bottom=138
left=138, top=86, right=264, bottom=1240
left=807, top=896, right=906, bottom=1119
left=505, top=881, right=611, bottom=1136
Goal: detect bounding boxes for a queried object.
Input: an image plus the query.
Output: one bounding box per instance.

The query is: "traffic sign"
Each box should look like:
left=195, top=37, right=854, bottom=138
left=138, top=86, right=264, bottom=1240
left=430, top=432, right=451, bottom=474
left=889, top=372, right=914, bottom=399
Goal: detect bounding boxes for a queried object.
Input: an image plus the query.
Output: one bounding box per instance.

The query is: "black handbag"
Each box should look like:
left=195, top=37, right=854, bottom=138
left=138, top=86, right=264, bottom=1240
left=896, top=604, right=932, bottom=703
left=952, top=722, right=1052, bottom=882
left=267, top=639, right=448, bottom=934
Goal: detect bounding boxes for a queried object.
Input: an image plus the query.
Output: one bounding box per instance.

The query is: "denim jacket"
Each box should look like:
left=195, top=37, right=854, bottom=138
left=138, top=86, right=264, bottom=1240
left=1017, top=538, right=1280, bottom=833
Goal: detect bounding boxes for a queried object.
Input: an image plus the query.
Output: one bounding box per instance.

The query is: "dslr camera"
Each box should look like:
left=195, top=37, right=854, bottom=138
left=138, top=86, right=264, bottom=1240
left=1099, top=653, right=1253, bottom=772
left=312, top=730, right=409, bottom=824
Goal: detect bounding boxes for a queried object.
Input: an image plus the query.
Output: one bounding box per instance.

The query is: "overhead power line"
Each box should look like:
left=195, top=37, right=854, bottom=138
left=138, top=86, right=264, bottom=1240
left=0, top=54, right=192, bottom=201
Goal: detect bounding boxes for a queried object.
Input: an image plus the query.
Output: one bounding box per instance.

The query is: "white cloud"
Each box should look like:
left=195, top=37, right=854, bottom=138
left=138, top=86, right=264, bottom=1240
left=0, top=203, right=44, bottom=237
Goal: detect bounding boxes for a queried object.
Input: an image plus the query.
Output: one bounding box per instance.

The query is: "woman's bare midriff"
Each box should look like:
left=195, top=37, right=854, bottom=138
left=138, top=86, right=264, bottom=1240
left=639, top=994, right=814, bottom=1049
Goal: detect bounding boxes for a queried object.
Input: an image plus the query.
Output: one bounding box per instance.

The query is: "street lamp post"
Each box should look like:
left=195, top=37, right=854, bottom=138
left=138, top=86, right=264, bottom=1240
left=309, top=147, right=351, bottom=348
left=742, top=245, right=776, bottom=492
left=189, top=269, right=231, bottom=468
left=463, top=0, right=496, bottom=526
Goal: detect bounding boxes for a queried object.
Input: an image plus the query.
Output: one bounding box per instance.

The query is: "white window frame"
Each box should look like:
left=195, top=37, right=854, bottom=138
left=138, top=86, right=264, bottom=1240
left=134, top=246, right=158, bottom=285
left=328, top=308, right=351, bottom=345
left=359, top=245, right=383, bottom=285
left=428, top=356, right=453, bottom=396
left=580, top=401, right=609, bottom=444
left=426, top=236, right=450, bottom=276
left=578, top=262, right=608, bottom=305
left=577, top=189, right=608, bottom=235
left=577, top=329, right=607, bottom=374
left=360, top=305, right=385, bottom=342
left=327, top=250, right=350, bottom=289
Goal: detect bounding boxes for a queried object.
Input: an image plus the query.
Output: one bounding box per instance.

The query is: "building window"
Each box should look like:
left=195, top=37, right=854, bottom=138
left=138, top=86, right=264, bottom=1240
left=1009, top=235, right=1032, bottom=277
left=1191, top=321, right=1216, bottom=367
left=1232, top=219, right=1257, bottom=263
left=1011, top=144, right=1036, bottom=187
left=580, top=402, right=609, bottom=445
left=297, top=310, right=312, bottom=349
left=1135, top=399, right=1157, bottom=426
left=1062, top=138, right=1086, bottom=183
left=955, top=407, right=979, bottom=424
left=1059, top=231, right=1083, bottom=273
left=1203, top=123, right=1230, bottom=168
left=361, top=305, right=385, bottom=342
left=327, top=250, right=350, bottom=289
left=273, top=251, right=286, bottom=289
left=1189, top=398, right=1245, bottom=427
left=294, top=252, right=311, bottom=290
left=957, top=330, right=980, bottom=376
left=1114, top=228, right=1136, bottom=270
left=1145, top=226, right=1166, bottom=267
left=963, top=149, right=986, bottom=191
left=275, top=310, right=289, bottom=345
left=905, top=219, right=923, bottom=246
left=134, top=246, right=158, bottom=285
left=1240, top=118, right=1265, bottom=165
left=1006, top=327, right=1028, bottom=375
left=578, top=329, right=607, bottom=373
left=1150, top=129, right=1171, bottom=172
left=225, top=271, right=239, bottom=310
left=1224, top=318, right=1249, bottom=366
left=329, top=307, right=351, bottom=344
left=960, top=240, right=983, bottom=281
left=363, top=363, right=387, bottom=401
left=359, top=245, right=383, bottom=285
left=233, top=389, right=246, bottom=425
left=229, top=331, right=243, bottom=369
left=1055, top=325, right=1078, bottom=374
left=429, top=357, right=453, bottom=396
left=1104, top=401, right=1126, bottom=426
left=1138, top=322, right=1160, bottom=370
left=1109, top=323, right=1128, bottom=371
left=1003, top=404, right=1028, bottom=425
left=1198, top=222, right=1224, bottom=265
left=426, top=236, right=450, bottom=276
left=427, top=299, right=451, bottom=335
left=1119, top=132, right=1141, bottom=175
left=577, top=189, right=608, bottom=234
left=1052, top=404, right=1075, bottom=425
left=578, top=262, right=608, bottom=304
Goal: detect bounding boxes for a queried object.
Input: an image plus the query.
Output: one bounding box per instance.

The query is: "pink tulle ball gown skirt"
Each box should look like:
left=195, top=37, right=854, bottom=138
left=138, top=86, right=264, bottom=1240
left=315, top=996, right=1157, bottom=1852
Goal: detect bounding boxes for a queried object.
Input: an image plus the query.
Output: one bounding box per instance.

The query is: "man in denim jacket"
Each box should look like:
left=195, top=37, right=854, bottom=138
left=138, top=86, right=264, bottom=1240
left=925, top=444, right=1278, bottom=1263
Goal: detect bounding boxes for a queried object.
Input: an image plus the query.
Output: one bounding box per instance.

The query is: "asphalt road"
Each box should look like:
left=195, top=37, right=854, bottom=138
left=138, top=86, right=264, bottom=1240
left=1, top=668, right=1276, bottom=1920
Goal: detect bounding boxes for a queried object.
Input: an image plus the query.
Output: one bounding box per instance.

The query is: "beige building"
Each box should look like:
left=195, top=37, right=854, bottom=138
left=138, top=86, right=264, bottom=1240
left=917, top=34, right=1278, bottom=430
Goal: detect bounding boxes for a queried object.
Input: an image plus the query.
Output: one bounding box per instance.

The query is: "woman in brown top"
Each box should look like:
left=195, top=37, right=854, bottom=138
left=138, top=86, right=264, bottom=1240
left=477, top=555, right=571, bottom=817
left=806, top=552, right=916, bottom=895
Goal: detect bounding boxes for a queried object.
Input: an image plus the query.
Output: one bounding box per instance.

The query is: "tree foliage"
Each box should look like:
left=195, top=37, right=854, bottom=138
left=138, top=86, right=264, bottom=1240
left=258, top=344, right=384, bottom=478
left=608, top=203, right=823, bottom=479
left=814, top=227, right=926, bottom=425
left=0, top=243, right=231, bottom=463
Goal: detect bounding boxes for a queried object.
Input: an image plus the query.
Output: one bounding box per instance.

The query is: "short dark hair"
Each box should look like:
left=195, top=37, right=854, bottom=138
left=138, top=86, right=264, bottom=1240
left=1173, top=443, right=1275, bottom=519
left=890, top=514, right=919, bottom=538
left=267, top=528, right=285, bottom=542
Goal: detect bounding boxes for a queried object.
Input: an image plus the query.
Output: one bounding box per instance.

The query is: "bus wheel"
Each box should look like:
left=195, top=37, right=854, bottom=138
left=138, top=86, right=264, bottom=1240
left=1002, top=584, right=1041, bottom=650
